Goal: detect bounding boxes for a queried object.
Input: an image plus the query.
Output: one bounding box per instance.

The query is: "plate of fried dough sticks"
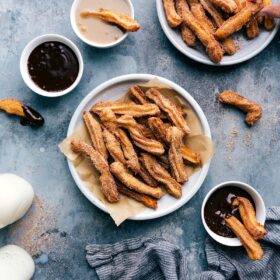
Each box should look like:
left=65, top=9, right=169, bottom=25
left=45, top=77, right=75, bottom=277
left=157, top=0, right=279, bottom=65
left=59, top=74, right=214, bottom=224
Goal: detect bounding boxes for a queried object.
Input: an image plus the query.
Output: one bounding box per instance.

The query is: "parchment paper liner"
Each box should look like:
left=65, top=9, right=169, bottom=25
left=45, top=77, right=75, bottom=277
left=59, top=79, right=214, bottom=225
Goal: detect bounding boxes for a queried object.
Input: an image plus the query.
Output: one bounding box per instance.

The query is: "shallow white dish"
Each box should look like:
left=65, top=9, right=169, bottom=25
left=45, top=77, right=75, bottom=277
left=201, top=181, right=266, bottom=246
left=67, top=74, right=211, bottom=220
left=70, top=0, right=134, bottom=48
left=156, top=0, right=279, bottom=66
left=20, top=34, right=83, bottom=97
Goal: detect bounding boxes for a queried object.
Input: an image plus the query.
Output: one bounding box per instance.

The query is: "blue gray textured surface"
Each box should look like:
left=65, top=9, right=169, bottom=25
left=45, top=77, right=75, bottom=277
left=0, top=0, right=279, bottom=279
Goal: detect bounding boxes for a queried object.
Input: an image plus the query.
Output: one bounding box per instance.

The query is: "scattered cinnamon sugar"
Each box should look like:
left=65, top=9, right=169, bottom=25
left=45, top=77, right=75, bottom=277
left=243, top=132, right=252, bottom=146
left=8, top=196, right=67, bottom=257
left=226, top=127, right=238, bottom=151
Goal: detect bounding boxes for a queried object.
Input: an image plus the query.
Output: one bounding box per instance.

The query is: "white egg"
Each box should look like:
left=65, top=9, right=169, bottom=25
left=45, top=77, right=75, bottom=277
left=0, top=245, right=35, bottom=280
left=0, top=174, right=34, bottom=229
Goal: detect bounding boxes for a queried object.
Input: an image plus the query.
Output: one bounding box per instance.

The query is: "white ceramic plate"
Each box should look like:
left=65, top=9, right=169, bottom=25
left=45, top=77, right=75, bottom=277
left=156, top=0, right=279, bottom=66
left=67, top=74, right=211, bottom=220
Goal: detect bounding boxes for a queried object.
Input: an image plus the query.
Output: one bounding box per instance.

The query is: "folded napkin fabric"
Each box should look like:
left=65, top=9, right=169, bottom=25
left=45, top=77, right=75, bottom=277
left=86, top=207, right=280, bottom=280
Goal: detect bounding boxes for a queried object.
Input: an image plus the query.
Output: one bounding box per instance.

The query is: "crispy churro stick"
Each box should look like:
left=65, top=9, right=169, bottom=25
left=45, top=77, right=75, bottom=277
left=210, top=0, right=238, bottom=13
left=246, top=17, right=259, bottom=39
left=225, top=216, right=264, bottom=260
left=218, top=90, right=262, bottom=126
left=137, top=164, right=159, bottom=188
left=233, top=197, right=267, bottom=240
left=175, top=0, right=197, bottom=47
left=110, top=162, right=164, bottom=199
left=148, top=117, right=169, bottom=144
left=0, top=99, right=25, bottom=117
left=81, top=10, right=140, bottom=32
left=163, top=0, right=183, bottom=28
left=83, top=112, right=108, bottom=160
left=71, top=140, right=119, bottom=203
left=263, top=0, right=275, bottom=30
left=189, top=2, right=216, bottom=33
left=129, top=85, right=149, bottom=105
left=176, top=0, right=224, bottom=63
left=215, top=3, right=263, bottom=39
left=180, top=146, right=201, bottom=165
left=234, top=0, right=246, bottom=11
left=117, top=184, right=158, bottom=209
left=141, top=153, right=182, bottom=198
left=200, top=0, right=237, bottom=55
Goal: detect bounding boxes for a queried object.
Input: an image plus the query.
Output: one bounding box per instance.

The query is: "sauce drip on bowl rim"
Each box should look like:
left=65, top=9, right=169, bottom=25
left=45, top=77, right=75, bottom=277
left=204, top=186, right=255, bottom=238
left=28, top=41, right=79, bottom=92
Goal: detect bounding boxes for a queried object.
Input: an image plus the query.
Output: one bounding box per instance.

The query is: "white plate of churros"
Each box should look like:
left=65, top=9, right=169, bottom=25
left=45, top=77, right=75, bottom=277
left=66, top=74, right=212, bottom=220
left=157, top=0, right=279, bottom=65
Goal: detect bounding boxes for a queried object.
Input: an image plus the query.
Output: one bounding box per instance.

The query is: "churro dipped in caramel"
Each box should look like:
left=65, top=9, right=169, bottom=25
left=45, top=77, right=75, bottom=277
left=81, top=9, right=140, bottom=32
left=218, top=90, right=262, bottom=126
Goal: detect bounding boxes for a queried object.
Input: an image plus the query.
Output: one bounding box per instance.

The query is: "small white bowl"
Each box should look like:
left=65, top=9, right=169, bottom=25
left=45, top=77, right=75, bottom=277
left=70, top=0, right=134, bottom=48
left=201, top=181, right=266, bottom=246
left=20, top=34, right=84, bottom=98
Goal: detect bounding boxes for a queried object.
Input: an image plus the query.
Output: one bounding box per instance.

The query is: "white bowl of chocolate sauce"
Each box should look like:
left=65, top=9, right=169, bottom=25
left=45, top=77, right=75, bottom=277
left=70, top=0, right=134, bottom=48
left=201, top=181, right=266, bottom=246
left=20, top=34, right=83, bottom=97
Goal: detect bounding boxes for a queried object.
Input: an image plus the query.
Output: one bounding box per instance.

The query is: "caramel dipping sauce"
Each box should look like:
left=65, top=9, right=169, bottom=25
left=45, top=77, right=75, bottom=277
left=204, top=186, right=255, bottom=238
left=75, top=0, right=132, bottom=45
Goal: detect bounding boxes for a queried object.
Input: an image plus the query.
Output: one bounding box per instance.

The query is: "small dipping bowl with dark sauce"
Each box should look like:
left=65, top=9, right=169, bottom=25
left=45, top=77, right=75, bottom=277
left=201, top=181, right=266, bottom=246
left=20, top=34, right=83, bottom=97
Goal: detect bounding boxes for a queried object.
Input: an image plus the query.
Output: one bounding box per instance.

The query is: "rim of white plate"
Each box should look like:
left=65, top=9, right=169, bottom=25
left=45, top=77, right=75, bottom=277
left=156, top=0, right=279, bottom=66
left=67, top=74, right=212, bottom=220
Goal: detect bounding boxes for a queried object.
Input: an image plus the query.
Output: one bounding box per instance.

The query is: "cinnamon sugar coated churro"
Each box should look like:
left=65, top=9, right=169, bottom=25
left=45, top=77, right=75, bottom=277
left=218, top=90, right=262, bottom=126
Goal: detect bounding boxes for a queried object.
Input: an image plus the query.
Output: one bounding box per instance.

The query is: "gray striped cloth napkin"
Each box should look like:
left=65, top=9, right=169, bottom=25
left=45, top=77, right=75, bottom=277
left=86, top=207, right=280, bottom=280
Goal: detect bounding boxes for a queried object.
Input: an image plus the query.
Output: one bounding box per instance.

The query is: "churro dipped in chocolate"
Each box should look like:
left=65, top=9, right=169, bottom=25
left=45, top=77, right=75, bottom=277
left=81, top=9, right=140, bottom=32
left=110, top=162, right=164, bottom=199
left=0, top=98, right=44, bottom=126
left=117, top=184, right=158, bottom=209
left=163, top=0, right=183, bottom=28
left=71, top=140, right=119, bottom=202
left=233, top=197, right=267, bottom=240
left=225, top=216, right=264, bottom=260
left=83, top=112, right=108, bottom=160
left=218, top=90, right=262, bottom=126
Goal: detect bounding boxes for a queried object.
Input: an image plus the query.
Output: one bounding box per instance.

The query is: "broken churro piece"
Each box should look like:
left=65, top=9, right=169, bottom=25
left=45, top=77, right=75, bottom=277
left=210, top=0, right=238, bottom=13
left=117, top=184, right=157, bottom=209
left=176, top=0, right=224, bottom=63
left=141, top=153, right=182, bottom=198
left=180, top=146, right=201, bottom=165
left=214, top=3, right=263, bottom=40
left=163, top=0, right=183, bottom=28
left=110, top=162, right=164, bottom=199
left=218, top=90, right=262, bottom=126
left=225, top=216, right=264, bottom=260
left=117, top=115, right=165, bottom=156
left=246, top=17, right=259, bottom=39
left=146, top=88, right=191, bottom=134
left=0, top=99, right=25, bottom=117
left=233, top=197, right=266, bottom=240
left=81, top=10, right=140, bottom=32
left=83, top=112, right=108, bottom=160
left=167, top=127, right=188, bottom=183
left=71, top=140, right=119, bottom=202
left=148, top=117, right=169, bottom=144
left=102, top=128, right=126, bottom=164
left=91, top=101, right=160, bottom=118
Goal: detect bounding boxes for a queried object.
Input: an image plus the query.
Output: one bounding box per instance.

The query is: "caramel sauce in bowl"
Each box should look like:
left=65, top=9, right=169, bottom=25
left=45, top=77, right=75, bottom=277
left=71, top=0, right=134, bottom=48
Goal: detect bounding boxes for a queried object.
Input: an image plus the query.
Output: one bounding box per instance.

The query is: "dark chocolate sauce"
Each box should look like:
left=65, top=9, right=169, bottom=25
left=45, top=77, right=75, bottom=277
left=28, top=41, right=79, bottom=92
left=204, top=186, right=255, bottom=238
left=20, top=105, right=44, bottom=127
